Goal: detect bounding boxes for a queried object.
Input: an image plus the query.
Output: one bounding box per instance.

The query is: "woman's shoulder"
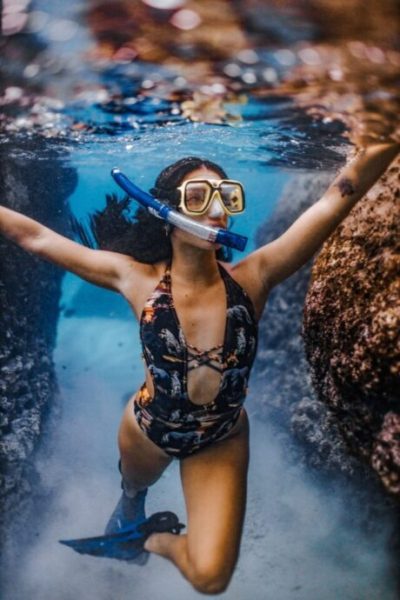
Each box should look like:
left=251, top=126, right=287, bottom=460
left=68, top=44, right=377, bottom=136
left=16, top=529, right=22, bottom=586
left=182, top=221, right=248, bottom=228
left=120, top=257, right=168, bottom=285
left=117, top=256, right=167, bottom=297
left=222, top=257, right=268, bottom=320
left=118, top=259, right=169, bottom=318
left=218, top=258, right=252, bottom=286
left=218, top=259, right=255, bottom=298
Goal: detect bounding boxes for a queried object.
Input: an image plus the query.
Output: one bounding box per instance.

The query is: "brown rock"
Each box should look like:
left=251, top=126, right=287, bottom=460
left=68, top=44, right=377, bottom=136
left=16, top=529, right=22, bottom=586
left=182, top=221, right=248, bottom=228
left=372, top=412, right=400, bottom=496
left=303, top=159, right=400, bottom=496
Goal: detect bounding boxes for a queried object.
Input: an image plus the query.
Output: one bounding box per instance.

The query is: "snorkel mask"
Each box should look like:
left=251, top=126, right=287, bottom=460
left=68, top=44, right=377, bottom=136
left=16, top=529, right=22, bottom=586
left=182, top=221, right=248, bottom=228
left=111, top=169, right=248, bottom=251
left=177, top=179, right=245, bottom=217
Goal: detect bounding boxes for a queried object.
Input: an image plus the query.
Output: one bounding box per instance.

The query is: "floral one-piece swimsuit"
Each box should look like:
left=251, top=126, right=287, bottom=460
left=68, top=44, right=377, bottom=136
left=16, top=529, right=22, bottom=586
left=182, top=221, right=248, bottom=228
left=134, top=262, right=258, bottom=458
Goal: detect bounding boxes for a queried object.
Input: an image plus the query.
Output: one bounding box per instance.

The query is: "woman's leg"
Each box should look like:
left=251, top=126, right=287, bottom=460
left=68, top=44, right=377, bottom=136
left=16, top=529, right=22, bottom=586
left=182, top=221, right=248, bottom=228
left=145, top=410, right=250, bottom=595
left=118, top=395, right=173, bottom=493
left=105, top=395, right=173, bottom=540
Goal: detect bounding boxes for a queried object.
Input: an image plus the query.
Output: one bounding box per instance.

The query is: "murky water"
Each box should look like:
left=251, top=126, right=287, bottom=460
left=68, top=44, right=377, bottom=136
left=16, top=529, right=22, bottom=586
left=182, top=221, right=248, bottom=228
left=1, top=1, right=399, bottom=598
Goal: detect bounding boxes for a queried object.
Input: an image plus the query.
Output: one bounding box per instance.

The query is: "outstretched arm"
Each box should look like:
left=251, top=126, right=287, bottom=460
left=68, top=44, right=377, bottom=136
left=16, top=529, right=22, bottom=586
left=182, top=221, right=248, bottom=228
left=0, top=205, right=135, bottom=291
left=248, top=142, right=399, bottom=290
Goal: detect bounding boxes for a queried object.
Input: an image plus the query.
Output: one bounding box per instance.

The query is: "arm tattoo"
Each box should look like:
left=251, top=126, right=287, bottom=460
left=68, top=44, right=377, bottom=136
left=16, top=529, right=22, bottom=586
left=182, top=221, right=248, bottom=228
left=335, top=177, right=356, bottom=198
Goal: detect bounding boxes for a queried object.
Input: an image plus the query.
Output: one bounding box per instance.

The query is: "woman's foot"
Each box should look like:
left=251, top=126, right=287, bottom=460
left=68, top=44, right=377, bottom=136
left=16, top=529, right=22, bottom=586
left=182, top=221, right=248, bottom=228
left=60, top=511, right=185, bottom=563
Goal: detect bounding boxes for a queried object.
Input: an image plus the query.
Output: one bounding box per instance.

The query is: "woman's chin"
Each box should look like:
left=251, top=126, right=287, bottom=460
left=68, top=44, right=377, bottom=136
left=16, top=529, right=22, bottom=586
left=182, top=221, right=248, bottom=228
left=172, top=229, right=222, bottom=251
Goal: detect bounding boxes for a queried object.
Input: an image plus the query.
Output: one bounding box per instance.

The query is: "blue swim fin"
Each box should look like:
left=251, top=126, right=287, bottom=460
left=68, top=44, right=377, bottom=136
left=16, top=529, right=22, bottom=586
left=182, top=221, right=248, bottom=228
left=60, top=511, right=185, bottom=561
left=104, top=488, right=148, bottom=535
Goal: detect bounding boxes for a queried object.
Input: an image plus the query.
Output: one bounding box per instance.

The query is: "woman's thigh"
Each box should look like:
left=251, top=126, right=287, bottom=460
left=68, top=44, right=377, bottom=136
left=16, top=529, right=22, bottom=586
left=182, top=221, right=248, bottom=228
left=179, top=409, right=250, bottom=580
left=118, top=394, right=172, bottom=488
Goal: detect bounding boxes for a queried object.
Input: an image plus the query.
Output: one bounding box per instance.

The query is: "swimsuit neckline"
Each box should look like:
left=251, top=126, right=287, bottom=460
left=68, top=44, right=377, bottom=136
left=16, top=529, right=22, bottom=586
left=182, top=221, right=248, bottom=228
left=139, top=259, right=258, bottom=411
left=165, top=261, right=229, bottom=409
left=165, top=261, right=229, bottom=356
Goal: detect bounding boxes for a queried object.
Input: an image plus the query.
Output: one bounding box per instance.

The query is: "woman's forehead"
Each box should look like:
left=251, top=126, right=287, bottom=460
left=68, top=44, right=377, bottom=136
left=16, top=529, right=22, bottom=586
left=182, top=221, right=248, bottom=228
left=181, top=166, right=222, bottom=182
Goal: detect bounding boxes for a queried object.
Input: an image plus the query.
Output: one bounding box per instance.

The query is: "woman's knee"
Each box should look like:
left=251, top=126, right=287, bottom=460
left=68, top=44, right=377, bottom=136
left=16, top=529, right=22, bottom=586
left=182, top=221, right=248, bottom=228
left=189, top=557, right=234, bottom=595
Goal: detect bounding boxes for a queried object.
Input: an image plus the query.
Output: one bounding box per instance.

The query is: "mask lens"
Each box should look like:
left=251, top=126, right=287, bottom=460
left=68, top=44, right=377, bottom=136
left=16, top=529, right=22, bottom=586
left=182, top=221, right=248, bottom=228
left=220, top=183, right=244, bottom=213
left=184, top=182, right=210, bottom=213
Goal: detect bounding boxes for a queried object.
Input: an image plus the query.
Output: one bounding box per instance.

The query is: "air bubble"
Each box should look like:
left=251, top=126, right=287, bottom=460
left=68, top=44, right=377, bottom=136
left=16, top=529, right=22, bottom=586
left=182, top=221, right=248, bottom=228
left=170, top=9, right=201, bottom=30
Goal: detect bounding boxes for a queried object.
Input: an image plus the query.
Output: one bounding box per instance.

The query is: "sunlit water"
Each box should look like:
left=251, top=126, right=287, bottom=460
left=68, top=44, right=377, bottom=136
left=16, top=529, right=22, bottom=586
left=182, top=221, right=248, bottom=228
left=1, top=1, right=398, bottom=599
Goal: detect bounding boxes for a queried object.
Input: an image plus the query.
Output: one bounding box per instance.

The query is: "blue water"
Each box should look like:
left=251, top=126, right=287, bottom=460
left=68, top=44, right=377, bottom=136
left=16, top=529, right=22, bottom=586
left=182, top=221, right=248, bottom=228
left=6, top=127, right=395, bottom=598
left=2, top=2, right=397, bottom=598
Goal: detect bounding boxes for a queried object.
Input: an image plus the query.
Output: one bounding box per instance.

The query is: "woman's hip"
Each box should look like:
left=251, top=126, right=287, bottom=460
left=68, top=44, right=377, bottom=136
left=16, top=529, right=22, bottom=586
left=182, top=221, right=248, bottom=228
left=132, top=385, right=247, bottom=459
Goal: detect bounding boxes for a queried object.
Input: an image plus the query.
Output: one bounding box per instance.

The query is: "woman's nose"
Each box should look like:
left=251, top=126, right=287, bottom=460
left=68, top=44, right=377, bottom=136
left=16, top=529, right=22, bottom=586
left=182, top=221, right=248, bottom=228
left=208, top=194, right=224, bottom=218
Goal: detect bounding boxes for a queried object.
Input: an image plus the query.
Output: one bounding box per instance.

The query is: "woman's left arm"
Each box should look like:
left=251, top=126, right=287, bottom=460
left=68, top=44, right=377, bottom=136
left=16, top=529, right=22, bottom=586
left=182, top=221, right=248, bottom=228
left=248, top=142, right=399, bottom=290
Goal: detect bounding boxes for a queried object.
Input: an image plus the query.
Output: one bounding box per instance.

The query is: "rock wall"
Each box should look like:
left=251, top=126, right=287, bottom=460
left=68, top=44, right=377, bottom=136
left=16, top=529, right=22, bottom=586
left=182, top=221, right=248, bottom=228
left=0, top=137, right=77, bottom=545
left=303, top=158, right=400, bottom=497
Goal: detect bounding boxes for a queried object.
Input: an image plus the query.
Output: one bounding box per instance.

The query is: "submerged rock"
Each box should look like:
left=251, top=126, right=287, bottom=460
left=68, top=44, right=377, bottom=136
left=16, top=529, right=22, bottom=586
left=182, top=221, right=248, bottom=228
left=303, top=159, right=400, bottom=497
left=0, top=137, right=77, bottom=546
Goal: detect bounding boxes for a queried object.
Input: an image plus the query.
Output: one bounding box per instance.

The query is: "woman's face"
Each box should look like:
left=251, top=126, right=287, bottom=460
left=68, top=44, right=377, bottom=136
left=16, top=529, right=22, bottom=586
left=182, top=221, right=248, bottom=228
left=180, top=167, right=230, bottom=224
left=171, top=166, right=229, bottom=250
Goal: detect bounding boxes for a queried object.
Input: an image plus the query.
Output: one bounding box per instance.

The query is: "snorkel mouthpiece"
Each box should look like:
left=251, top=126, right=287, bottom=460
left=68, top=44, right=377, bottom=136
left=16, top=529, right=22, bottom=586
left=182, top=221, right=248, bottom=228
left=215, top=228, right=246, bottom=250
left=111, top=168, right=248, bottom=252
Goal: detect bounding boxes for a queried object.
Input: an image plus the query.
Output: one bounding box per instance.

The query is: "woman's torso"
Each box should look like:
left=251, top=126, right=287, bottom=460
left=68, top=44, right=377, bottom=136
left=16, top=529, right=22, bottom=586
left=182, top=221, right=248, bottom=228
left=137, top=261, right=258, bottom=420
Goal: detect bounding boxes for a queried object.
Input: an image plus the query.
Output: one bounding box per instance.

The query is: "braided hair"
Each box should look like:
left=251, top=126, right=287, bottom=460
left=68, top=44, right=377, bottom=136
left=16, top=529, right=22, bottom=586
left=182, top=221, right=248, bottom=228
left=76, top=157, right=232, bottom=263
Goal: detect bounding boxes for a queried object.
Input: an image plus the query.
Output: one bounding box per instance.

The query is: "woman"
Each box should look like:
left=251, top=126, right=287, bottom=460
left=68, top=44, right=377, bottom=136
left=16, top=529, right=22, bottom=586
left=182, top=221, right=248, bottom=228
left=1, top=143, right=398, bottom=594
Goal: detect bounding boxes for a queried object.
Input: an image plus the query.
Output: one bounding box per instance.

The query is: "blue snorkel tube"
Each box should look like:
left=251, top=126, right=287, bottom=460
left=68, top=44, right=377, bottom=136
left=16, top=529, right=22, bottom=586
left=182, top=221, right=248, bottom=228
left=111, top=169, right=248, bottom=252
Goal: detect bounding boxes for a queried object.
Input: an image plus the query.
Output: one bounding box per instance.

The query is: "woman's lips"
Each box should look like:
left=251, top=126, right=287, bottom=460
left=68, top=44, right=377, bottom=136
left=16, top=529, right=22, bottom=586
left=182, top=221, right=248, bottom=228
left=205, top=222, right=226, bottom=229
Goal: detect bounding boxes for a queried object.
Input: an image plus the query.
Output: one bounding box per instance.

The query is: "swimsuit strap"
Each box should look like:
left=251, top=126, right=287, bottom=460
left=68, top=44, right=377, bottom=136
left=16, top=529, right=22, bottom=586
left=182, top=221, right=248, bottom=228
left=160, top=261, right=172, bottom=287
left=187, top=343, right=224, bottom=373
left=218, top=262, right=258, bottom=320
left=187, top=342, right=223, bottom=354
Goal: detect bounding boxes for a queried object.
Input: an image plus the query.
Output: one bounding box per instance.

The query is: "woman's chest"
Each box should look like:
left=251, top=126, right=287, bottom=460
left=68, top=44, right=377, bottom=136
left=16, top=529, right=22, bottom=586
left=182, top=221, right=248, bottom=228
left=172, top=289, right=227, bottom=350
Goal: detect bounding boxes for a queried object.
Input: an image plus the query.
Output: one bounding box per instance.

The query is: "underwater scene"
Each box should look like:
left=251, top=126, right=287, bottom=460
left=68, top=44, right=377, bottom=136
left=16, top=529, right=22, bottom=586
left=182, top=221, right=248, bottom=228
left=1, top=1, right=399, bottom=598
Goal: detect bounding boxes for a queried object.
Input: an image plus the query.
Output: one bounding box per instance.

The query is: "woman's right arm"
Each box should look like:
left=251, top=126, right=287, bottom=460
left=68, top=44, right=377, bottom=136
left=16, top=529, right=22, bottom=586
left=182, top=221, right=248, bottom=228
left=0, top=205, right=135, bottom=291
